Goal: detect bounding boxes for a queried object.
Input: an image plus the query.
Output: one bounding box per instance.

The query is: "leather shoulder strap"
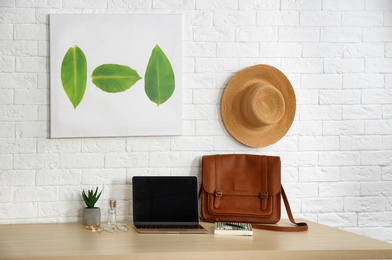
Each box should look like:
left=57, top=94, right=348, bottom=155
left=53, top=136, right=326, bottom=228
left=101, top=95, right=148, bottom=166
left=251, top=185, right=308, bottom=232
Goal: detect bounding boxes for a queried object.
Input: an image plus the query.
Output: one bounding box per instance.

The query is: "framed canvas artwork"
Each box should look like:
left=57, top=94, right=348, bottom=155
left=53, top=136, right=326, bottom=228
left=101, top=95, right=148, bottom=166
left=49, top=14, right=182, bottom=138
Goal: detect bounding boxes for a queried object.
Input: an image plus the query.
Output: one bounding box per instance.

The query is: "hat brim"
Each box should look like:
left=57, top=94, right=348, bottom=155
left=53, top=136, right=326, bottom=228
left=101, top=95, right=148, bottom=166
left=221, top=64, right=296, bottom=148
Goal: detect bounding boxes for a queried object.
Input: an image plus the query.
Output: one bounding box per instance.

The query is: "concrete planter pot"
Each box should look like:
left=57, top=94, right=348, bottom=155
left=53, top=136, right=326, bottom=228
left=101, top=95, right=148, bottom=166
left=82, top=207, right=101, bottom=226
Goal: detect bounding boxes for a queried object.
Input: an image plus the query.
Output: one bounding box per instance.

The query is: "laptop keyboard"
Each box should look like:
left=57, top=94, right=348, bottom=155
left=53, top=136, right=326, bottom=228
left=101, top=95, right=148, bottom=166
left=135, top=224, right=204, bottom=229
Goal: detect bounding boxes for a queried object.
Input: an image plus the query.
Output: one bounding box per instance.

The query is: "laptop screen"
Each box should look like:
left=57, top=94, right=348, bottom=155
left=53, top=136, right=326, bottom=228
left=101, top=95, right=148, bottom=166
left=132, top=176, right=199, bottom=225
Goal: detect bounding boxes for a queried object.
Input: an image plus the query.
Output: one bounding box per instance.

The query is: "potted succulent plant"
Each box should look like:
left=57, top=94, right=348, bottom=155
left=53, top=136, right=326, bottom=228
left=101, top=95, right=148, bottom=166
left=81, top=187, right=102, bottom=227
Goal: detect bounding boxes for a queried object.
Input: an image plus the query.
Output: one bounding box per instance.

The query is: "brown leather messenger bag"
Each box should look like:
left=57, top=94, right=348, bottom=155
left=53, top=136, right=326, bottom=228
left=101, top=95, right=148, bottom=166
left=200, top=154, right=308, bottom=232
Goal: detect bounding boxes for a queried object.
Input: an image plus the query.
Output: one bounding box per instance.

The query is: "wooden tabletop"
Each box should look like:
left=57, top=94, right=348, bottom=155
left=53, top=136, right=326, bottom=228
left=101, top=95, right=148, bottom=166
left=0, top=220, right=392, bottom=259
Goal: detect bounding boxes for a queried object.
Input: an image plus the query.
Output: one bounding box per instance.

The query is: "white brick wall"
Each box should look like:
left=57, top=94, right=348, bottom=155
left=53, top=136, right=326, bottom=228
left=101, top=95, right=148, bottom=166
left=0, top=0, right=391, bottom=243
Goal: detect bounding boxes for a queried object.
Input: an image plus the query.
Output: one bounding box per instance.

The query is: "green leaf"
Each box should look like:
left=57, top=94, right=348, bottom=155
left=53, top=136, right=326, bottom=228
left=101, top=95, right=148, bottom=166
left=144, top=44, right=175, bottom=106
left=82, top=187, right=102, bottom=208
left=91, top=64, right=142, bottom=93
left=61, top=46, right=87, bottom=109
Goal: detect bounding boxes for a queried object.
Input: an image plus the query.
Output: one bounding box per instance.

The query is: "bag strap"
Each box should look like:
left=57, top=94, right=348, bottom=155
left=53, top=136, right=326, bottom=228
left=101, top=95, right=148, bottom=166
left=251, top=185, right=308, bottom=232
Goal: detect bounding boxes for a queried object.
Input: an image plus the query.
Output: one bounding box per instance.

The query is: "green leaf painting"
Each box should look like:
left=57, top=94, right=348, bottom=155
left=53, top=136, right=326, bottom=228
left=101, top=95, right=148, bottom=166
left=60, top=44, right=175, bottom=109
left=61, top=46, right=87, bottom=109
left=144, top=44, right=175, bottom=106
left=91, top=64, right=142, bottom=93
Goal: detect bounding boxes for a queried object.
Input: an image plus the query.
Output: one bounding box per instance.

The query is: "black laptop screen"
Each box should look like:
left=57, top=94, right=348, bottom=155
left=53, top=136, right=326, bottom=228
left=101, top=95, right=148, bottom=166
left=132, top=176, right=199, bottom=224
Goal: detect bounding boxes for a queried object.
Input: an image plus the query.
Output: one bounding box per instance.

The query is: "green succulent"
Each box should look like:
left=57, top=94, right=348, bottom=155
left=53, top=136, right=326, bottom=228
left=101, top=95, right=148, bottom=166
left=82, top=187, right=102, bottom=208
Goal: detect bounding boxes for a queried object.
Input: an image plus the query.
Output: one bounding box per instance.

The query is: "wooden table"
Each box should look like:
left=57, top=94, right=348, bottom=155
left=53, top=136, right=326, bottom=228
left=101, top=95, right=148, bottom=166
left=1, top=220, right=392, bottom=259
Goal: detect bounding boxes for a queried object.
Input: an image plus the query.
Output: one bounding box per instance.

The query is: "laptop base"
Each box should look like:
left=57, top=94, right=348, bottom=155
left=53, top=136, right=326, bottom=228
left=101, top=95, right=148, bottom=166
left=133, top=224, right=209, bottom=234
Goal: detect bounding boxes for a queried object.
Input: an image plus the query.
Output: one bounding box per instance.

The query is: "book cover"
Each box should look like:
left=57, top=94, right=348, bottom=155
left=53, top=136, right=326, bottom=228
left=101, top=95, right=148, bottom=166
left=214, top=222, right=253, bottom=236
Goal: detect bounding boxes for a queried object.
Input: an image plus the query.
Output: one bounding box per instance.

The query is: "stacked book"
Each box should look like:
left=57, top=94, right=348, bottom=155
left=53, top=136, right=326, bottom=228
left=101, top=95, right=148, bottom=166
left=214, top=222, right=253, bottom=236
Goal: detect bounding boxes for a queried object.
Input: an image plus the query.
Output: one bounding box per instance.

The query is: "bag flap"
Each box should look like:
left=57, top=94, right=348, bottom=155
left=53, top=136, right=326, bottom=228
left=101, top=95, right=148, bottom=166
left=202, top=154, right=281, bottom=196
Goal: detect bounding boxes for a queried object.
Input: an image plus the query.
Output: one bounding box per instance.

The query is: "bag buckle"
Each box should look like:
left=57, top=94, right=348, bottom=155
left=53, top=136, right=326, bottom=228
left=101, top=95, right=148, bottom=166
left=215, top=189, right=223, bottom=197
left=260, top=191, right=268, bottom=199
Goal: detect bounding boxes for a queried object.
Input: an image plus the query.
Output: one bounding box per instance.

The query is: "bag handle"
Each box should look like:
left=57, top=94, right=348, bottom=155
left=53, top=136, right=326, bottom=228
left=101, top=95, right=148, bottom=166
left=251, top=185, right=308, bottom=232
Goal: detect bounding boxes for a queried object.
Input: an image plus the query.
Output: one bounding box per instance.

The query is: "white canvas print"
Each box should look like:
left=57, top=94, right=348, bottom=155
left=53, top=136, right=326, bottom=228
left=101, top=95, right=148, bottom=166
left=50, top=14, right=182, bottom=138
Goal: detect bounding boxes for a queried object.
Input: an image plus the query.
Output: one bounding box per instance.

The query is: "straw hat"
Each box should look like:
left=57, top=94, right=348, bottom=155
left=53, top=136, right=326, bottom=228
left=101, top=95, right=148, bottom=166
left=221, top=64, right=296, bottom=148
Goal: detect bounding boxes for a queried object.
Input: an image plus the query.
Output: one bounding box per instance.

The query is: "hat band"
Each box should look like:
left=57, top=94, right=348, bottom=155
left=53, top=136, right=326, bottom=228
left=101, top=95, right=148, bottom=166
left=240, top=83, right=285, bottom=127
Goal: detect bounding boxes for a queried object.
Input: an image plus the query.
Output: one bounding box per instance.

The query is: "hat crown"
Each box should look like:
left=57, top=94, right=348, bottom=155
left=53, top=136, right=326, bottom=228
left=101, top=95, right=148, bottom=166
left=240, top=83, right=285, bottom=127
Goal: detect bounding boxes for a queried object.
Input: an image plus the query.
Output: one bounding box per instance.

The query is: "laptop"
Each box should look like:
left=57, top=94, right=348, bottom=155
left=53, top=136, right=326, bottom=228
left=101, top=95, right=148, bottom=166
left=132, top=176, right=208, bottom=234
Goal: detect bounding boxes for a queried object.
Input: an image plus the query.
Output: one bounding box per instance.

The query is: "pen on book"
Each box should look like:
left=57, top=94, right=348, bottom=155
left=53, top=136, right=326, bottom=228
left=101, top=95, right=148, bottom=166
left=225, top=223, right=245, bottom=229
